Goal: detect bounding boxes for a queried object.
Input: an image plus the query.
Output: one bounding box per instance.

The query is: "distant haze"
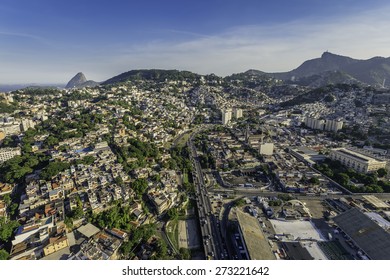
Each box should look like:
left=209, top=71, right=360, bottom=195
left=0, top=84, right=65, bottom=92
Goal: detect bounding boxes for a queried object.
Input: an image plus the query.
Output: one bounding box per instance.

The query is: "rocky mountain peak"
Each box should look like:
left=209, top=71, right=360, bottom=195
left=65, top=72, right=87, bottom=88
left=65, top=72, right=99, bottom=89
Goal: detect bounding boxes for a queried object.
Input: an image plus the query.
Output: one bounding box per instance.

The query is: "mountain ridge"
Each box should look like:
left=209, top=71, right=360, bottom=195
left=102, top=69, right=201, bottom=85
left=89, top=52, right=390, bottom=88
left=267, top=52, right=390, bottom=87
left=65, top=72, right=99, bottom=89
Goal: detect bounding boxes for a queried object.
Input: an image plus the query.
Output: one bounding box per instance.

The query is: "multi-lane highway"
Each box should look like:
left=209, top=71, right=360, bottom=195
left=188, top=138, right=226, bottom=260
left=185, top=125, right=390, bottom=261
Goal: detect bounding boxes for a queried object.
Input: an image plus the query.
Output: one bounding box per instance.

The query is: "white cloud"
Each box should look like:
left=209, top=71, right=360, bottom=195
left=2, top=4, right=390, bottom=83
left=0, top=30, right=49, bottom=44
left=108, top=5, right=390, bottom=77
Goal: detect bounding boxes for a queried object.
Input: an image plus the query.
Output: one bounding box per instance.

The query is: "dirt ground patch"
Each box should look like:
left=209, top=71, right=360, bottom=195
left=300, top=199, right=329, bottom=218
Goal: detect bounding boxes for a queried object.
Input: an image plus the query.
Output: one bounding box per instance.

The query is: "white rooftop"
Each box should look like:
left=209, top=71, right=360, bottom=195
left=270, top=219, right=326, bottom=241
left=77, top=223, right=100, bottom=239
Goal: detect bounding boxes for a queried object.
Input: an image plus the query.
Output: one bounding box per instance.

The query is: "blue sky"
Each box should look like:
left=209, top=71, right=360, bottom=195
left=1, top=0, right=390, bottom=83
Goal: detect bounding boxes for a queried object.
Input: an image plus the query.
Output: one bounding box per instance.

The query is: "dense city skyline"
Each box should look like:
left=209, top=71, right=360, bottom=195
left=1, top=0, right=390, bottom=83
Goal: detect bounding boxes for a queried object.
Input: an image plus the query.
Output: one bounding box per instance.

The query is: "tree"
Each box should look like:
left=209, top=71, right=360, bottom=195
left=335, top=173, right=350, bottom=187
left=269, top=200, right=282, bottom=206
left=43, top=135, right=59, bottom=148
left=1, top=137, right=16, bottom=149
left=378, top=180, right=390, bottom=192
left=367, top=184, right=383, bottom=193
left=9, top=203, right=18, bottom=216
left=71, top=206, right=84, bottom=220
left=233, top=198, right=246, bottom=207
left=22, top=143, right=32, bottom=153
left=179, top=247, right=191, bottom=260
left=132, top=178, right=148, bottom=198
left=377, top=168, right=388, bottom=178
left=120, top=241, right=134, bottom=259
left=0, top=217, right=19, bottom=242
left=152, top=174, right=161, bottom=183
left=40, top=161, right=70, bottom=181
left=2, top=194, right=11, bottom=206
left=153, top=239, right=169, bottom=259
left=167, top=158, right=177, bottom=170
left=324, top=94, right=335, bottom=102
left=115, top=176, right=124, bottom=186
left=167, top=207, right=178, bottom=220
left=198, top=154, right=209, bottom=169
left=277, top=194, right=293, bottom=201
left=24, top=157, right=39, bottom=168
left=0, top=249, right=9, bottom=260
left=316, top=159, right=390, bottom=193
left=92, top=204, right=137, bottom=231
left=82, top=155, right=96, bottom=165
left=0, top=101, right=18, bottom=113
left=193, top=114, right=205, bottom=125
left=64, top=217, right=73, bottom=229
left=361, top=174, right=377, bottom=185
left=309, top=177, right=320, bottom=185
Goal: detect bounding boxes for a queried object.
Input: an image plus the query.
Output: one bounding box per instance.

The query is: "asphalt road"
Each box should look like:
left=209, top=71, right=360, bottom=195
left=188, top=139, right=225, bottom=260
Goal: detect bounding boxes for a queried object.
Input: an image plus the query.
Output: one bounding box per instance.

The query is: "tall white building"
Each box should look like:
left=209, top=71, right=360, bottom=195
left=0, top=147, right=21, bottom=163
left=21, top=119, right=35, bottom=132
left=222, top=109, right=232, bottom=125
left=305, top=117, right=325, bottom=130
left=305, top=117, right=343, bottom=132
left=233, top=108, right=243, bottom=119
left=35, top=112, right=48, bottom=121
left=324, top=119, right=343, bottom=132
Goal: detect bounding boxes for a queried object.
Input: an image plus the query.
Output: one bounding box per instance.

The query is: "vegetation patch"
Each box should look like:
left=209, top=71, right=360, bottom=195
left=315, top=158, right=390, bottom=193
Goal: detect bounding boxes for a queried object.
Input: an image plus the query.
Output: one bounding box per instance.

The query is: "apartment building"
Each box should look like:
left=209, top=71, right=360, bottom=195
left=0, top=147, right=21, bottom=163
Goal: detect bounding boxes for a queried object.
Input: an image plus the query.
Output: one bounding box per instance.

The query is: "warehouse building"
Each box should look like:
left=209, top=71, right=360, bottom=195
left=329, top=148, right=387, bottom=173
left=333, top=208, right=390, bottom=260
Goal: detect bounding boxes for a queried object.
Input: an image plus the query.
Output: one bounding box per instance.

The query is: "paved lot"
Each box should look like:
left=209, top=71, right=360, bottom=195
left=178, top=219, right=200, bottom=249
left=270, top=219, right=326, bottom=241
